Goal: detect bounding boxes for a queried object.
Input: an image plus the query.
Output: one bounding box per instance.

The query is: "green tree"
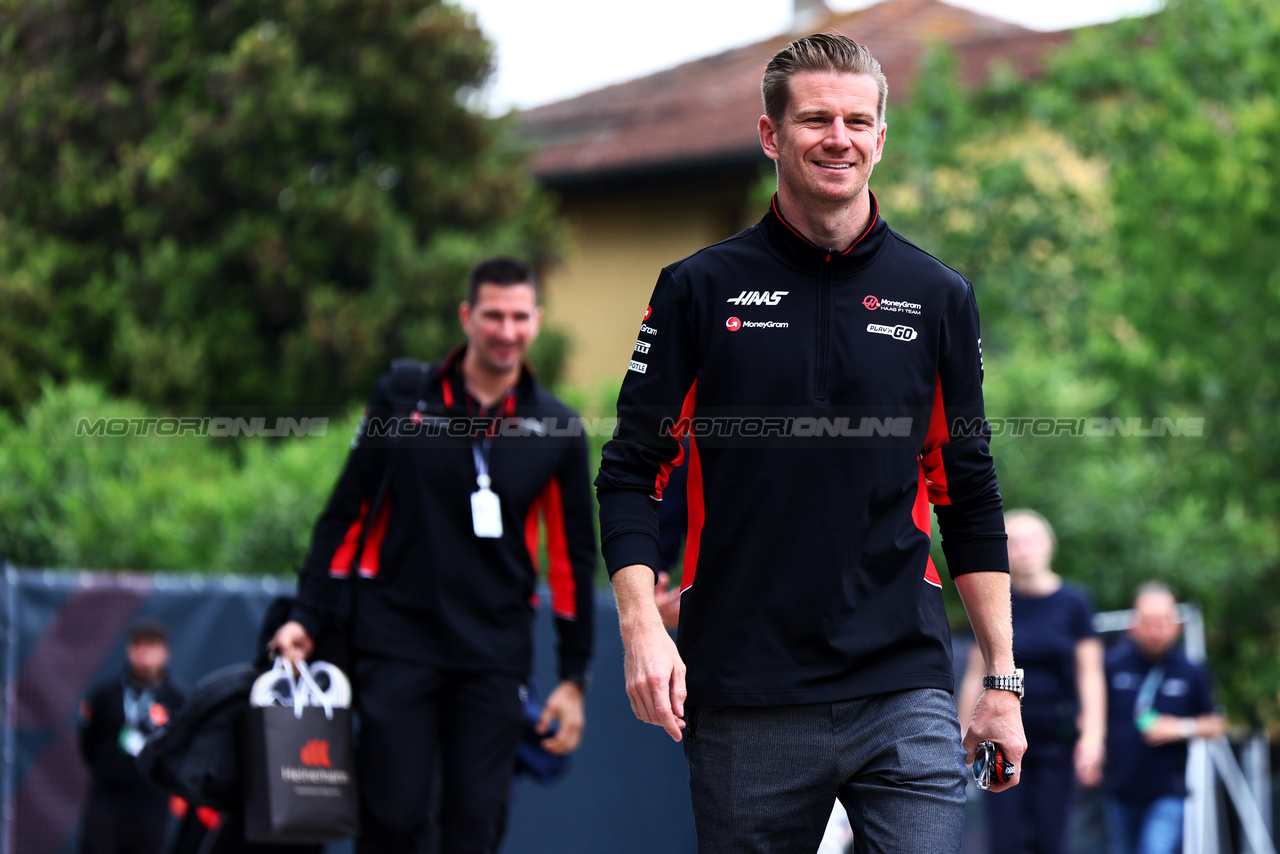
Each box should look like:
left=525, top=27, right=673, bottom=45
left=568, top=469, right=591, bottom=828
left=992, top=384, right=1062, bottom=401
left=1040, top=0, right=1280, bottom=723
left=0, top=0, right=562, bottom=410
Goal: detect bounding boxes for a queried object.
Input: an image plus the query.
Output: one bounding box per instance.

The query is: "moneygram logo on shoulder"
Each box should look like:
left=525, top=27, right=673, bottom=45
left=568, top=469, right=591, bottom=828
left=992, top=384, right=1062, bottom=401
left=643, top=305, right=652, bottom=321
left=727, top=290, right=788, bottom=306
left=300, top=739, right=332, bottom=768
left=867, top=323, right=918, bottom=342
left=726, top=317, right=742, bottom=332
left=863, top=295, right=922, bottom=315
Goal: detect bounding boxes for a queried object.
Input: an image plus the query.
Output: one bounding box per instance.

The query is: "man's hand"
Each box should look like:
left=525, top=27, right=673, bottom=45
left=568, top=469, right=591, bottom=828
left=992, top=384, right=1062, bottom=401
left=1143, top=714, right=1189, bottom=746
left=963, top=688, right=1027, bottom=792
left=655, top=571, right=682, bottom=631
left=1142, top=714, right=1224, bottom=746
left=537, top=681, right=585, bottom=755
left=1074, top=731, right=1105, bottom=786
left=269, top=621, right=314, bottom=662
left=613, top=564, right=687, bottom=742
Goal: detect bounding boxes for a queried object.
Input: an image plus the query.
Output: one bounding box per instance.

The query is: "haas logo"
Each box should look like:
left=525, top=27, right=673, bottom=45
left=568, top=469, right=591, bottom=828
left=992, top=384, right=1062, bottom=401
left=863, top=295, right=881, bottom=310
left=300, top=739, right=332, bottom=768
left=726, top=290, right=788, bottom=306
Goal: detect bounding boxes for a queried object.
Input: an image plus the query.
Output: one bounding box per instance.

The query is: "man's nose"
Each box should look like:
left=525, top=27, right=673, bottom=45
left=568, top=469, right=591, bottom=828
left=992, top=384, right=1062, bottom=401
left=825, top=119, right=852, bottom=147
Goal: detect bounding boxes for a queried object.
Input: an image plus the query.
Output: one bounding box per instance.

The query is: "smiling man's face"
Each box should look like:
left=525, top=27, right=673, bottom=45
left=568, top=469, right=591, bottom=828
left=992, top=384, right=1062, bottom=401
left=761, top=70, right=885, bottom=212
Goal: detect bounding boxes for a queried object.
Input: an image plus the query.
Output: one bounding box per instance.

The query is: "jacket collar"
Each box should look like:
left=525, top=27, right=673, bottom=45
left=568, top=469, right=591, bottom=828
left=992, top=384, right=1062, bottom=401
left=761, top=190, right=888, bottom=272
left=434, top=344, right=537, bottom=411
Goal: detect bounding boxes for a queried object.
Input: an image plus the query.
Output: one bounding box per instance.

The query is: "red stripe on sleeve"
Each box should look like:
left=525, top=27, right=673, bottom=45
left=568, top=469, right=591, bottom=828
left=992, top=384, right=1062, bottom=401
left=680, top=434, right=706, bottom=593
left=924, top=557, right=942, bottom=588
left=357, top=497, right=391, bottom=578
left=441, top=377, right=454, bottom=408
left=920, top=375, right=952, bottom=506
left=654, top=380, right=698, bottom=499
left=328, top=500, right=370, bottom=578
left=524, top=502, right=542, bottom=608
left=913, top=463, right=943, bottom=588
left=540, top=476, right=578, bottom=620
left=524, top=500, right=541, bottom=571
left=329, top=495, right=391, bottom=579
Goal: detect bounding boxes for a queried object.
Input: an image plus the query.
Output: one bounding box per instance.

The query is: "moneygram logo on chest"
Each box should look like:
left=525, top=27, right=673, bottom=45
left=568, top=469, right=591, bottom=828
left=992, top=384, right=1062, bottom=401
left=727, top=290, right=788, bottom=306
left=863, top=295, right=922, bottom=315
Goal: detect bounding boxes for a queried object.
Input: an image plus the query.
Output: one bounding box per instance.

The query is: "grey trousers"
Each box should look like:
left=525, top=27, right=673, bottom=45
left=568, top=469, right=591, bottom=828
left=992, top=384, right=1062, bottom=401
left=684, top=688, right=967, bottom=854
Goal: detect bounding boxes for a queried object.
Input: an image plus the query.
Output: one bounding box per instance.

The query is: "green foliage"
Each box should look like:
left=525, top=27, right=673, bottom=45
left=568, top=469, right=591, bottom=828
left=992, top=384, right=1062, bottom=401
left=1037, top=0, right=1280, bottom=724
left=0, top=0, right=563, bottom=410
left=0, top=381, right=355, bottom=572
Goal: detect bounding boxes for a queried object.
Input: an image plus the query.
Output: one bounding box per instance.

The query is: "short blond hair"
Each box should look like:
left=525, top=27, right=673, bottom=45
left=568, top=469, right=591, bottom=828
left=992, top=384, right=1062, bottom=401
left=761, top=33, right=888, bottom=126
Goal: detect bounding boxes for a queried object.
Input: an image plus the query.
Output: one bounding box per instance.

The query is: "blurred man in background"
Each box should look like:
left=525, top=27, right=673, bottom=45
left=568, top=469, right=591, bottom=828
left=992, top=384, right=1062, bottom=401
left=272, top=257, right=597, bottom=854
left=1103, top=582, right=1224, bottom=854
left=78, top=619, right=185, bottom=854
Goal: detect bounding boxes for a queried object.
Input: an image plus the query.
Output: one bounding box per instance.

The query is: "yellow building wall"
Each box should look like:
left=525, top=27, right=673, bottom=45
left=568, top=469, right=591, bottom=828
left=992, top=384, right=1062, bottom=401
left=544, top=179, right=758, bottom=389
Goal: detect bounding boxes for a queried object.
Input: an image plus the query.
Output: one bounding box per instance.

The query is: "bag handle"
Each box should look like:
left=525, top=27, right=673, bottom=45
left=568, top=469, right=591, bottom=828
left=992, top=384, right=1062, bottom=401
left=292, top=659, right=334, bottom=720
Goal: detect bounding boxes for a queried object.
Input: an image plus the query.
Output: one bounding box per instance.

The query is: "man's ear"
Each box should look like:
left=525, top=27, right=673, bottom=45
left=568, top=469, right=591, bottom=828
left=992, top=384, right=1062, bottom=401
left=458, top=300, right=471, bottom=329
left=759, top=115, right=781, bottom=162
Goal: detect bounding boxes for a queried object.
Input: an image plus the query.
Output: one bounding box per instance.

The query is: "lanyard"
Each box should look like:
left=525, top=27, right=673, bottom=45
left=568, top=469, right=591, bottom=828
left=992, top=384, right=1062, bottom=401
left=123, top=684, right=155, bottom=727
left=471, top=438, right=493, bottom=489
left=1133, top=665, right=1165, bottom=719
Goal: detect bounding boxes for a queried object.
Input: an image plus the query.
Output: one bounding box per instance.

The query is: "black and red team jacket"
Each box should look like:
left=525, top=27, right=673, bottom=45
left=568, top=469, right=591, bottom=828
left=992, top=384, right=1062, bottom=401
left=291, top=348, right=596, bottom=684
left=595, top=193, right=1009, bottom=706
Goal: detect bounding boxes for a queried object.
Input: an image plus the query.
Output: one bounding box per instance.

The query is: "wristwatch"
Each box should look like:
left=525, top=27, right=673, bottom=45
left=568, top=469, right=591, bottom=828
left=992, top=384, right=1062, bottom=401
left=982, top=668, right=1025, bottom=701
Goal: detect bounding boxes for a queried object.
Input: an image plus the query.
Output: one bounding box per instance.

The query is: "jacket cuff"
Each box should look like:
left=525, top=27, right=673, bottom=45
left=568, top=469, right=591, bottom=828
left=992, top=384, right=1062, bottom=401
left=558, top=667, right=591, bottom=693
left=602, top=531, right=661, bottom=578
left=288, top=602, right=326, bottom=647
left=941, top=536, right=1010, bottom=578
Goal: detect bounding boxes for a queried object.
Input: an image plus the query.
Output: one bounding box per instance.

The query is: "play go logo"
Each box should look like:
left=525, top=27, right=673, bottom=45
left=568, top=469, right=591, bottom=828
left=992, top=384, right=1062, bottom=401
left=725, top=317, right=742, bottom=332
left=867, top=323, right=918, bottom=342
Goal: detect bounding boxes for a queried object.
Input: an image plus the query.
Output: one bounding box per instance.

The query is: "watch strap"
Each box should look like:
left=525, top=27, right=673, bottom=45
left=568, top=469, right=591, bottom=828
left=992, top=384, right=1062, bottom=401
left=982, top=668, right=1024, bottom=700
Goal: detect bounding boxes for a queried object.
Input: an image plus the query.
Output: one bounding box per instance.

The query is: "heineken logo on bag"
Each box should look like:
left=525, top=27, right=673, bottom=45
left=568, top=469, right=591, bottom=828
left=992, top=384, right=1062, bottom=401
left=280, top=765, right=350, bottom=785
left=300, top=739, right=332, bottom=768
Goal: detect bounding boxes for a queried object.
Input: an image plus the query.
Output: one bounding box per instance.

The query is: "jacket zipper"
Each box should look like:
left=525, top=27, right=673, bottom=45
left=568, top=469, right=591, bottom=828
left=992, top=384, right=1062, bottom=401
left=815, top=251, right=833, bottom=400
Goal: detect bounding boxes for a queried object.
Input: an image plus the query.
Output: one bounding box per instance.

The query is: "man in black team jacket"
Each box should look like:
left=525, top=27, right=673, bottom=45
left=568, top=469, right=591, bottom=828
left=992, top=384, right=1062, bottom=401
left=596, top=35, right=1026, bottom=854
left=272, top=257, right=596, bottom=854
left=78, top=619, right=184, bottom=854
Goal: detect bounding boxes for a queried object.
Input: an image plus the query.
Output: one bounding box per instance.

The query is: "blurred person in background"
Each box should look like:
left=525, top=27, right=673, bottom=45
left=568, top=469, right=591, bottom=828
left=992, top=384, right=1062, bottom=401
left=958, top=509, right=1106, bottom=854
left=1102, top=582, right=1223, bottom=854
left=78, top=619, right=185, bottom=854
left=271, top=257, right=596, bottom=854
